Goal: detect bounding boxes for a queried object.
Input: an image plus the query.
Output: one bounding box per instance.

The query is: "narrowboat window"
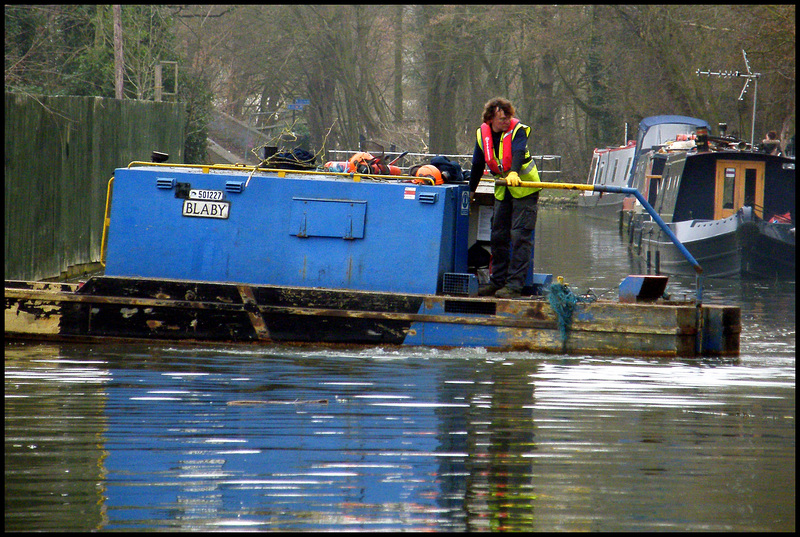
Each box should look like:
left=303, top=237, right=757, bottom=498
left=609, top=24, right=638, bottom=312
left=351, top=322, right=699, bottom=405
left=723, top=167, right=736, bottom=209
left=744, top=168, right=757, bottom=206
left=609, top=159, right=619, bottom=184
left=647, top=176, right=659, bottom=206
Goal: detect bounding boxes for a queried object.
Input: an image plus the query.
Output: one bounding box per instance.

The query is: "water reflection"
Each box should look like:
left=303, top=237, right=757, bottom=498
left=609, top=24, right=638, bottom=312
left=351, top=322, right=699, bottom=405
left=5, top=341, right=795, bottom=531
left=434, top=358, right=539, bottom=531
left=536, top=208, right=632, bottom=296
left=5, top=344, right=111, bottom=531
left=4, top=208, right=795, bottom=531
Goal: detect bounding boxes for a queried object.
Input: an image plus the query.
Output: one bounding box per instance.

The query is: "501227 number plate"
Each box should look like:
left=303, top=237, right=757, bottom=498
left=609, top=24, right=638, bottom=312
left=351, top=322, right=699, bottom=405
left=189, top=189, right=224, bottom=200
left=182, top=199, right=230, bottom=219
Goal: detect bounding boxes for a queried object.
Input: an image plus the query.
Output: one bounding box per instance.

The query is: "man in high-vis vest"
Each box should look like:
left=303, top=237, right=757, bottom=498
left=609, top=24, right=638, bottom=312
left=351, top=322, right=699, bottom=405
left=469, top=97, right=542, bottom=298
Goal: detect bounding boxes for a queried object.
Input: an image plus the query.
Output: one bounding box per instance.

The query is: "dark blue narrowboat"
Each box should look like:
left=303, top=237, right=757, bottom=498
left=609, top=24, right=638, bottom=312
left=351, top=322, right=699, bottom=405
left=625, top=125, right=795, bottom=278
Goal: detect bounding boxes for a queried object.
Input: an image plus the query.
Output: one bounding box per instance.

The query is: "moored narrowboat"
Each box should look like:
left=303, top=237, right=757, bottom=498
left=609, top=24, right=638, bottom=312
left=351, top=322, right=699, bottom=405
left=624, top=125, right=795, bottom=278
left=579, top=116, right=710, bottom=219
left=578, top=141, right=636, bottom=217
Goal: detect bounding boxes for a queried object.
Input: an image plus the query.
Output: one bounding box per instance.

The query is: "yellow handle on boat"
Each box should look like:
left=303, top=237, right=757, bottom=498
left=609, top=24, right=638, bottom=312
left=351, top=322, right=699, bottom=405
left=495, top=179, right=595, bottom=191
left=100, top=176, right=114, bottom=267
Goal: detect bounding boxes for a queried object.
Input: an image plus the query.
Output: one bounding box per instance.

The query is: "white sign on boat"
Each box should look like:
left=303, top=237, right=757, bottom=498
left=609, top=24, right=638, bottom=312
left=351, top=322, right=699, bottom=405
left=182, top=199, right=230, bottom=219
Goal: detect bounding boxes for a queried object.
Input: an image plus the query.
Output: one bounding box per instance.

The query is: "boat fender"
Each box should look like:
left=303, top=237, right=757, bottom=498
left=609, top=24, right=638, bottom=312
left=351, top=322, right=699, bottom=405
left=769, top=211, right=792, bottom=224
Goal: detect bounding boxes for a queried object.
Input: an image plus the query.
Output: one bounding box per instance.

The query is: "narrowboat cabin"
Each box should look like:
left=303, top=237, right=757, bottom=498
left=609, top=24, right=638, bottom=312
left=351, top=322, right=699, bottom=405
left=580, top=116, right=710, bottom=218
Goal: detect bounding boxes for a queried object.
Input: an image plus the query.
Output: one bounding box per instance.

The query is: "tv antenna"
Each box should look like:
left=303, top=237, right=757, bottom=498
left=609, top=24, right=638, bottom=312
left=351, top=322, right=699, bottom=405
left=696, top=49, right=760, bottom=147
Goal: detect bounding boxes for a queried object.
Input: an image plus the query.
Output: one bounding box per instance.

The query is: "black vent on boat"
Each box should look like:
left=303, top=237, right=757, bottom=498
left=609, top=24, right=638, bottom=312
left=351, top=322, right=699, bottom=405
left=442, top=273, right=478, bottom=296
left=444, top=299, right=496, bottom=315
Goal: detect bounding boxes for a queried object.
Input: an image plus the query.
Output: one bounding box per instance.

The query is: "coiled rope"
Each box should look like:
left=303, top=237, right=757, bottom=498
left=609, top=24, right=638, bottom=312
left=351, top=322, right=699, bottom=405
left=546, top=279, right=598, bottom=347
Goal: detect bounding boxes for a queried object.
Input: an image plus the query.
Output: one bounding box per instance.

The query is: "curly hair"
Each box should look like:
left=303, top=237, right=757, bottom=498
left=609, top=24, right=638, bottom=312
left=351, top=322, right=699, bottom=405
left=482, top=97, right=515, bottom=124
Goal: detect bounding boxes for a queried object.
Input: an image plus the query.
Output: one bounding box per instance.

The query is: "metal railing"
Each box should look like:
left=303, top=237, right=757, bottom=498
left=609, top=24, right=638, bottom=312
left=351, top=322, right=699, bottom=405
left=328, top=150, right=562, bottom=180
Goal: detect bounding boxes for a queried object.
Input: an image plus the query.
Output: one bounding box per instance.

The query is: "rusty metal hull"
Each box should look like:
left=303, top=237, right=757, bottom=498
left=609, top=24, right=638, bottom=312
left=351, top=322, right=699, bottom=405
left=5, top=276, right=740, bottom=357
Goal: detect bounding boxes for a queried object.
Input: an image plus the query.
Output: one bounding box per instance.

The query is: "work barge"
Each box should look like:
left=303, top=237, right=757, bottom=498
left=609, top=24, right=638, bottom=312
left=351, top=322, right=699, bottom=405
left=5, top=161, right=740, bottom=357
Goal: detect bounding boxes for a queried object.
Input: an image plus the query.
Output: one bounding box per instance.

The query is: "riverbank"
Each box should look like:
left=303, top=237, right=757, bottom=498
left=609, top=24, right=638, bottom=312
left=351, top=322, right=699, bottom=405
left=539, top=188, right=579, bottom=207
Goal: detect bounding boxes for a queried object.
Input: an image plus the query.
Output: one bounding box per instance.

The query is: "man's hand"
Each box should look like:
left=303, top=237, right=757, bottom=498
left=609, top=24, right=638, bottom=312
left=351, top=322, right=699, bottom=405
left=506, top=171, right=521, bottom=187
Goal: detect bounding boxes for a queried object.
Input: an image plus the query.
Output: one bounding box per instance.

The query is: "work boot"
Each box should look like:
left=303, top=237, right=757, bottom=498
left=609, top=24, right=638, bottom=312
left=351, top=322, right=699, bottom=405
left=478, top=281, right=503, bottom=297
left=495, top=286, right=522, bottom=299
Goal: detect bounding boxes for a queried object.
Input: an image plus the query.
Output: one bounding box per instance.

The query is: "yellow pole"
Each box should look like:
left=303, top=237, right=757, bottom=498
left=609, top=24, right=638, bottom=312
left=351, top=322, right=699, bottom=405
left=495, top=179, right=595, bottom=191
left=100, top=177, right=114, bottom=267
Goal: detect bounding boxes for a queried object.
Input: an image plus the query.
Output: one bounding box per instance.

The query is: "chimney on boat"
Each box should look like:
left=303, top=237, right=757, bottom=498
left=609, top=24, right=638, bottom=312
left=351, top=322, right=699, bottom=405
left=696, top=126, right=709, bottom=152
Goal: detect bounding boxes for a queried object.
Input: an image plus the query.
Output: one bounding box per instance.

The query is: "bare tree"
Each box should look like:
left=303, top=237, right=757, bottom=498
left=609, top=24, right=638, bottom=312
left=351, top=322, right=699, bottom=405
left=113, top=5, right=124, bottom=99
left=20, top=4, right=784, bottom=171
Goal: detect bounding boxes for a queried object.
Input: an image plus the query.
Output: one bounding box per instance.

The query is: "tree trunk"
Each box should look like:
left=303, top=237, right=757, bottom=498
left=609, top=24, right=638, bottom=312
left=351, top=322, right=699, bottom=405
left=533, top=51, right=557, bottom=155
left=419, top=6, right=461, bottom=154
left=306, top=72, right=337, bottom=156
left=113, top=5, right=124, bottom=100
left=393, top=5, right=403, bottom=122
left=425, top=53, right=460, bottom=154
left=587, top=5, right=616, bottom=147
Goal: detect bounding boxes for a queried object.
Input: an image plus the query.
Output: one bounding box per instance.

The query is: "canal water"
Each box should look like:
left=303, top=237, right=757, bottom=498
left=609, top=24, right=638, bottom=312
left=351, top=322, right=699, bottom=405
left=5, top=207, right=795, bottom=531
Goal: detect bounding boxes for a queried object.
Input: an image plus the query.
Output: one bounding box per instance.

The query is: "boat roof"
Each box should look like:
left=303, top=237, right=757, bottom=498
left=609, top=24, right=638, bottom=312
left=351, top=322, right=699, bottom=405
left=638, top=115, right=709, bottom=130
left=594, top=141, right=637, bottom=155
left=627, top=115, right=711, bottom=187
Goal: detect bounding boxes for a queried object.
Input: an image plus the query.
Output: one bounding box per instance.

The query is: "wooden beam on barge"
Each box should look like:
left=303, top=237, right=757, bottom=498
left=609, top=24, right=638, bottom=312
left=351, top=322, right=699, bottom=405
left=5, top=277, right=740, bottom=357
left=4, top=283, right=704, bottom=333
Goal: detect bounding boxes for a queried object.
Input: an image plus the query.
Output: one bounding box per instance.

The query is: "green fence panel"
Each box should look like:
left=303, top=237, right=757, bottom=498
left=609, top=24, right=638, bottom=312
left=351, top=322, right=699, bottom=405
left=5, top=93, right=185, bottom=281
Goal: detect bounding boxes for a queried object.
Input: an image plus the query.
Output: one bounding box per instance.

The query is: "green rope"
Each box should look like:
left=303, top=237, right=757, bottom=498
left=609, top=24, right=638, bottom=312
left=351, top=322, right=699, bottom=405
left=546, top=282, right=597, bottom=346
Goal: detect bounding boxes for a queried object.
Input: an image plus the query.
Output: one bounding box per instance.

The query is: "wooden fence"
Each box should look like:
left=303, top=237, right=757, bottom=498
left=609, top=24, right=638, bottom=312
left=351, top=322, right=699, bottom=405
left=5, top=93, right=186, bottom=281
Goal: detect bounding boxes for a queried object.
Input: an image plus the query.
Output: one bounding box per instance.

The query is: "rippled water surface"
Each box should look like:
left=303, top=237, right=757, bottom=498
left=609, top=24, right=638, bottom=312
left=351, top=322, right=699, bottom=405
left=5, top=208, right=795, bottom=531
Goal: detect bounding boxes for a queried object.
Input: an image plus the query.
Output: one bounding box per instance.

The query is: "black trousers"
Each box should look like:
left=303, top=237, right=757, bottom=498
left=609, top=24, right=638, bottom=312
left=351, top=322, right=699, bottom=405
left=489, top=192, right=539, bottom=290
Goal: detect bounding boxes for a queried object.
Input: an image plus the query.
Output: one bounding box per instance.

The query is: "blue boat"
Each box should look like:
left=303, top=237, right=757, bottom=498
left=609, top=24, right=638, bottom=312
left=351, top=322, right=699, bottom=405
left=4, top=161, right=740, bottom=356
left=579, top=116, right=710, bottom=218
